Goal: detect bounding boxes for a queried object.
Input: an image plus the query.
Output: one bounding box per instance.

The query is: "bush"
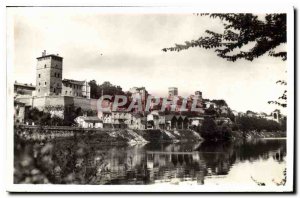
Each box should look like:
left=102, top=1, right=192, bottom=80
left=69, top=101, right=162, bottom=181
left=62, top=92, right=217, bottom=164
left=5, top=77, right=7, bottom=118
left=200, top=118, right=233, bottom=141
left=236, top=116, right=281, bottom=132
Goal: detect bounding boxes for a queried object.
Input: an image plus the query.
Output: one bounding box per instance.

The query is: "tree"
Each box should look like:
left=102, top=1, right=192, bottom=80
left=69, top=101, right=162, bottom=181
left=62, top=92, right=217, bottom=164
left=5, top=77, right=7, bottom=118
left=236, top=116, right=281, bottom=132
left=88, top=80, right=125, bottom=99
left=200, top=118, right=218, bottom=140
left=211, top=99, right=228, bottom=107
left=162, top=13, right=287, bottom=107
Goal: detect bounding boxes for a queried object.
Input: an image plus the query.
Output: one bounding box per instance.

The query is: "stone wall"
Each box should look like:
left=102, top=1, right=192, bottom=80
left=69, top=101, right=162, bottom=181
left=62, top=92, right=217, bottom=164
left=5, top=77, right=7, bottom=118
left=16, top=95, right=98, bottom=112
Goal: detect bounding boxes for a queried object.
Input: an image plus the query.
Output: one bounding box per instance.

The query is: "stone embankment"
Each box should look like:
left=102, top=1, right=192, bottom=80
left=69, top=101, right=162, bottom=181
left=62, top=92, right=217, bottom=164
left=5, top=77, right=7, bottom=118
left=14, top=125, right=203, bottom=145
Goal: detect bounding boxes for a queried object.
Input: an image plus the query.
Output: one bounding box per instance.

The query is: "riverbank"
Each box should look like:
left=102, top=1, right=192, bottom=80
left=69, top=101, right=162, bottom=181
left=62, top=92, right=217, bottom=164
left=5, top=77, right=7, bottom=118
left=231, top=130, right=286, bottom=140
left=14, top=125, right=203, bottom=145
left=14, top=125, right=286, bottom=145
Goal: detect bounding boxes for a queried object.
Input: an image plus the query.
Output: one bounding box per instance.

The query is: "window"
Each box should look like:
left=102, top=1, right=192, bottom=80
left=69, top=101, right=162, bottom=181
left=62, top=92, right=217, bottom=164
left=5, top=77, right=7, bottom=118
left=38, top=74, right=41, bottom=78
left=45, top=82, right=47, bottom=85
left=39, top=82, right=41, bottom=86
left=54, top=73, right=56, bottom=77
left=38, top=89, right=40, bottom=92
left=57, top=73, right=60, bottom=78
left=65, top=91, right=67, bottom=95
left=44, top=64, right=46, bottom=68
left=54, top=88, right=56, bottom=93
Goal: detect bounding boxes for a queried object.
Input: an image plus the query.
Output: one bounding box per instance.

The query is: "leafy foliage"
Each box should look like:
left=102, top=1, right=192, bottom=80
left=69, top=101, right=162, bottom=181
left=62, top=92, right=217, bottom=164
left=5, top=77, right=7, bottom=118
left=163, top=13, right=286, bottom=62
left=25, top=106, right=84, bottom=126
left=236, top=116, right=281, bottom=132
left=211, top=99, right=228, bottom=107
left=89, top=80, right=125, bottom=99
left=200, top=118, right=232, bottom=140
left=163, top=13, right=287, bottom=108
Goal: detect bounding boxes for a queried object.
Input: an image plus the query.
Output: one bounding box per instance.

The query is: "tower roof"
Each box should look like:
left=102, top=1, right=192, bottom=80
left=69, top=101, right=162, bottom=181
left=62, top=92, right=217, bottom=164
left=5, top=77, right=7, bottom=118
left=36, top=54, right=63, bottom=60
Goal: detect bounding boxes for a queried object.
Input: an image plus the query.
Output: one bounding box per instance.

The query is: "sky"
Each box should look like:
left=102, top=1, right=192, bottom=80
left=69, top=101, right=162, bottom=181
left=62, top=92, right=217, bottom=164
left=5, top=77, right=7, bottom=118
left=8, top=7, right=287, bottom=114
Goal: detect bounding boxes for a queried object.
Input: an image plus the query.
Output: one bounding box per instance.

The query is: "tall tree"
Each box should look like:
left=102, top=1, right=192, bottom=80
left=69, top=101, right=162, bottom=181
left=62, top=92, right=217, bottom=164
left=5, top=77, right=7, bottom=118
left=88, top=80, right=125, bottom=99
left=163, top=13, right=287, bottom=107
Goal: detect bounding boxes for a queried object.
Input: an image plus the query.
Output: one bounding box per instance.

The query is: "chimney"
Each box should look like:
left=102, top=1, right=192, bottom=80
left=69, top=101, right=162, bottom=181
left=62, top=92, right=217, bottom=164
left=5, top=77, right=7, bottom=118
left=42, top=50, right=46, bottom=57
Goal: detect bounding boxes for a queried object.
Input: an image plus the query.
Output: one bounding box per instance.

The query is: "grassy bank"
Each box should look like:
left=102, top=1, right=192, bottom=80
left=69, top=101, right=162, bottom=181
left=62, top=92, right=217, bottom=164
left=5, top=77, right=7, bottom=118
left=231, top=130, right=286, bottom=140
left=14, top=125, right=203, bottom=144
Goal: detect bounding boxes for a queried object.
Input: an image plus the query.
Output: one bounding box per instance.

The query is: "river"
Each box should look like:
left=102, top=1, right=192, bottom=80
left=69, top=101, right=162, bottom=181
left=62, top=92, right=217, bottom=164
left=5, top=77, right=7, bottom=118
left=14, top=137, right=286, bottom=186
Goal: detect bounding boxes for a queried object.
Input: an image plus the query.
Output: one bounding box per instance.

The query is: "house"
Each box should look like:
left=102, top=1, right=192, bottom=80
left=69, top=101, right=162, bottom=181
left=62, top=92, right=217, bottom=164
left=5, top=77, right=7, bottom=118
left=14, top=82, right=36, bottom=97
left=129, top=87, right=148, bottom=101
left=98, top=110, right=133, bottom=128
left=62, top=79, right=90, bottom=99
left=75, top=116, right=103, bottom=128
left=158, top=114, right=166, bottom=130
left=165, top=115, right=189, bottom=130
left=246, top=110, right=257, bottom=117
left=215, top=117, right=232, bottom=125
left=147, top=111, right=160, bottom=129
left=265, top=110, right=282, bottom=123
left=129, top=114, right=147, bottom=130
left=238, top=112, right=245, bottom=117
left=14, top=101, right=26, bottom=123
left=231, top=110, right=239, bottom=117
left=220, top=106, right=229, bottom=115
left=257, top=112, right=268, bottom=119
left=204, top=101, right=217, bottom=109
left=189, top=117, right=204, bottom=128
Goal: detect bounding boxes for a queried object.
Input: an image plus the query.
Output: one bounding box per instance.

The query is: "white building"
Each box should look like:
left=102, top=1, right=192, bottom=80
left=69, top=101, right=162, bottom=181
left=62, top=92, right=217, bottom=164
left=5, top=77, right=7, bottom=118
left=75, top=116, right=103, bottom=128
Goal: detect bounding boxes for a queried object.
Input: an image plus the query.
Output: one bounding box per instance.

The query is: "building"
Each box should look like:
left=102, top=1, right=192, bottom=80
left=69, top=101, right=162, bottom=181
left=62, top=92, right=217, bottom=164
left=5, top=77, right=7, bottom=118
left=62, top=79, right=91, bottom=99
left=14, top=101, right=26, bottom=123
left=35, top=50, right=90, bottom=98
left=98, top=110, right=133, bottom=128
left=220, top=106, right=229, bottom=115
left=246, top=111, right=257, bottom=117
left=231, top=110, right=239, bottom=117
left=194, top=91, right=202, bottom=100
left=14, top=82, right=36, bottom=96
left=15, top=51, right=94, bottom=116
left=168, top=87, right=178, bottom=97
left=189, top=117, right=204, bottom=128
left=265, top=110, right=282, bottom=123
left=129, top=87, right=148, bottom=101
left=75, top=116, right=103, bottom=128
left=257, top=112, right=268, bottom=119
left=36, top=50, right=63, bottom=96
left=129, top=114, right=147, bottom=130
left=147, top=111, right=160, bottom=129
left=215, top=117, right=232, bottom=125
left=204, top=101, right=217, bottom=109
left=165, top=115, right=189, bottom=130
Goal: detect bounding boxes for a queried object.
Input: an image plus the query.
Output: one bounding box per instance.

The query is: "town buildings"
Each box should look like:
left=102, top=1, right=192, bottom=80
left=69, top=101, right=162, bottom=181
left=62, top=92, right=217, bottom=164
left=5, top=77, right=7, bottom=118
left=168, top=87, right=178, bottom=97
left=14, top=82, right=35, bottom=97
left=35, top=51, right=90, bottom=98
left=14, top=50, right=285, bottom=131
left=15, top=51, right=95, bottom=115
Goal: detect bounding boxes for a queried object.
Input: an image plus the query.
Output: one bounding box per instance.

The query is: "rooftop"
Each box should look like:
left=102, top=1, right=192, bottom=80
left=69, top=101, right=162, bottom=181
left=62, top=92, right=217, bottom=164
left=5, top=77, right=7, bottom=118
left=14, top=82, right=36, bottom=89
left=62, top=79, right=86, bottom=85
left=82, top=116, right=102, bottom=123
left=36, top=54, right=63, bottom=60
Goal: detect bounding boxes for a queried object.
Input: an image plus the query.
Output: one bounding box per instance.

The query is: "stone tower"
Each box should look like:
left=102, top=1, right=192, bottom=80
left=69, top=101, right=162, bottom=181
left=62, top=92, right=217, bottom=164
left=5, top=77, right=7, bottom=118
left=195, top=91, right=202, bottom=100
left=36, top=50, right=63, bottom=96
left=168, top=87, right=178, bottom=97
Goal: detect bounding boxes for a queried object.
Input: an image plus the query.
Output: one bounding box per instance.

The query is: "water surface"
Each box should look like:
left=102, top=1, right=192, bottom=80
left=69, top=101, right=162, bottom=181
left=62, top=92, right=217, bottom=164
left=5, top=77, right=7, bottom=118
left=14, top=137, right=286, bottom=186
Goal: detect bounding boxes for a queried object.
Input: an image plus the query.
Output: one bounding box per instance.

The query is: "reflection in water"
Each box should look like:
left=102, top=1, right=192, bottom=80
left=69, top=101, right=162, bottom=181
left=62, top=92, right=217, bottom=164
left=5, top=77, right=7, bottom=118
left=14, top=138, right=286, bottom=185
